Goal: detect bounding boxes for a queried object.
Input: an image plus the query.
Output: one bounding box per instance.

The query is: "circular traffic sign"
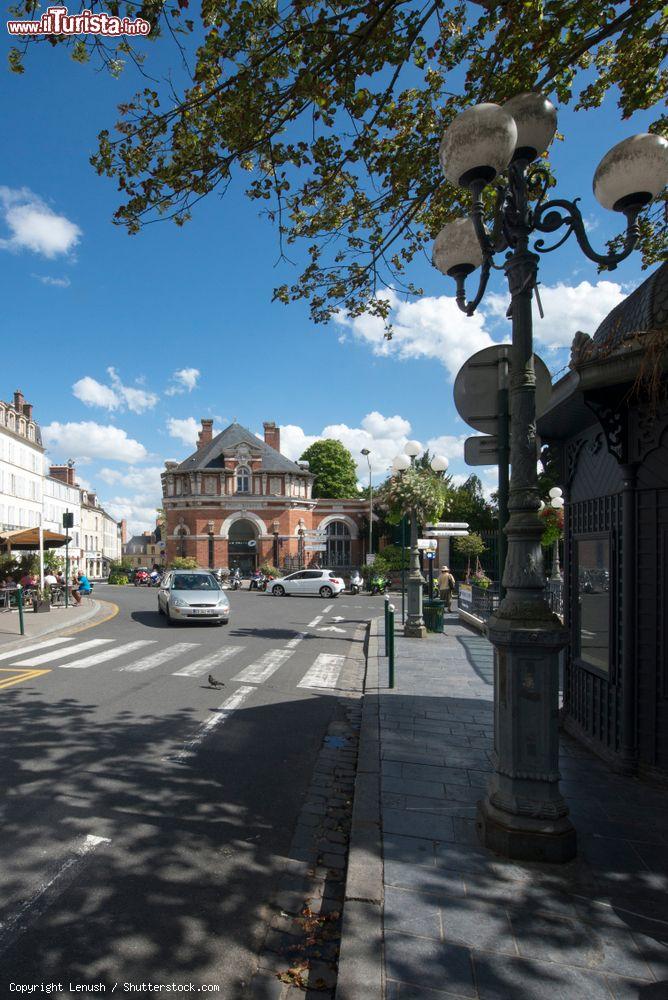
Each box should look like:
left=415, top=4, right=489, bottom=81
left=454, top=344, right=551, bottom=434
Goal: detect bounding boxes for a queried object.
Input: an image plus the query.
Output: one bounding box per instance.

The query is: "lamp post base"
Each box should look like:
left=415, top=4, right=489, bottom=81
left=477, top=798, right=576, bottom=864
left=404, top=619, right=427, bottom=639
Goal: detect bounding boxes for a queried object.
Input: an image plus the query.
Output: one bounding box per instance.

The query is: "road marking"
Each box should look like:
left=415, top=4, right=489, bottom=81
left=12, top=638, right=113, bottom=667
left=319, top=626, right=346, bottom=633
left=0, top=833, right=110, bottom=957
left=170, top=685, right=255, bottom=761
left=233, top=648, right=293, bottom=684
left=68, top=599, right=119, bottom=634
left=172, top=646, right=244, bottom=677
left=0, top=668, right=51, bottom=690
left=298, top=653, right=346, bottom=690
left=59, top=639, right=156, bottom=669
left=307, top=615, right=323, bottom=628
left=286, top=632, right=307, bottom=649
left=0, top=636, right=73, bottom=662
left=322, top=604, right=333, bottom=613
left=119, top=642, right=200, bottom=673
left=332, top=616, right=346, bottom=622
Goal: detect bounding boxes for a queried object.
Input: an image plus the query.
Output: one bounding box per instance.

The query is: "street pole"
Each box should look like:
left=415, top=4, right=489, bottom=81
left=497, top=357, right=510, bottom=600
left=401, top=515, right=406, bottom=625
left=404, top=501, right=426, bottom=638
left=361, top=448, right=373, bottom=562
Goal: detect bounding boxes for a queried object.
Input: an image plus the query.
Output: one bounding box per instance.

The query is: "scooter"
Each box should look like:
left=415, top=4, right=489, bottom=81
left=349, top=571, right=363, bottom=596
left=230, top=573, right=242, bottom=591
left=369, top=573, right=389, bottom=595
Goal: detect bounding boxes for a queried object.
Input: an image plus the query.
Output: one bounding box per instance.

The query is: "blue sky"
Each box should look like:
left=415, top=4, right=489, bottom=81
left=0, top=17, right=659, bottom=532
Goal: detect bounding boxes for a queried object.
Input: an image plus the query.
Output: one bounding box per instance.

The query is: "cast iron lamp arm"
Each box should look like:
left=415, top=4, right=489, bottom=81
left=454, top=181, right=507, bottom=317
left=532, top=197, right=642, bottom=269
left=454, top=255, right=492, bottom=317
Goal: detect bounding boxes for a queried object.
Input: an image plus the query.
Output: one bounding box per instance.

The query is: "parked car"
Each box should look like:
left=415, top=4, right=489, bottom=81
left=269, top=569, right=345, bottom=598
left=157, top=570, right=231, bottom=625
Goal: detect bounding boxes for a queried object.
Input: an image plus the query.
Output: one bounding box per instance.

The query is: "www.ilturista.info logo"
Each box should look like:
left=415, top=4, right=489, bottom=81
left=7, top=5, right=151, bottom=35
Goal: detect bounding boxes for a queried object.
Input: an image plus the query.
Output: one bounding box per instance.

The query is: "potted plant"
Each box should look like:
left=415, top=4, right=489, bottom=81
left=31, top=586, right=51, bottom=613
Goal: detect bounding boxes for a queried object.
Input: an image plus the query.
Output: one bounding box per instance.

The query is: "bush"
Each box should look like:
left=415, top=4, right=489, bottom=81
left=108, top=573, right=129, bottom=585
left=259, top=562, right=281, bottom=578
left=375, top=545, right=410, bottom=572
left=169, top=556, right=198, bottom=570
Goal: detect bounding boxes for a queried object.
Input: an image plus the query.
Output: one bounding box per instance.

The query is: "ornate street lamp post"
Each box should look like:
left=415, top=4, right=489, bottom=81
left=547, top=488, right=564, bottom=582
left=436, top=93, right=666, bottom=861
left=392, top=446, right=449, bottom=638
left=360, top=448, right=373, bottom=562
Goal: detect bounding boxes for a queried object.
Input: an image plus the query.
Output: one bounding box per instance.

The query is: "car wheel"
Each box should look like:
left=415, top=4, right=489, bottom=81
left=320, top=586, right=333, bottom=598
left=272, top=585, right=285, bottom=597
left=165, top=606, right=175, bottom=626
left=158, top=603, right=164, bottom=616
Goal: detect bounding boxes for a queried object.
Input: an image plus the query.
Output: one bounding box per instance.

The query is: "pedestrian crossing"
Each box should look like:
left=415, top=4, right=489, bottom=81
left=1, top=634, right=348, bottom=690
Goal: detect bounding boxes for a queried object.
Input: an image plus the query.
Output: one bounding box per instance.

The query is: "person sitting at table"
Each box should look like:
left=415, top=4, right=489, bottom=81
left=71, top=571, right=92, bottom=606
left=44, top=570, right=58, bottom=588
left=20, top=571, right=37, bottom=588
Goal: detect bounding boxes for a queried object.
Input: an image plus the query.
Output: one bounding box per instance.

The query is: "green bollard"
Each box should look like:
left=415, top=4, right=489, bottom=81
left=384, top=595, right=390, bottom=656
left=388, top=603, right=395, bottom=689
left=17, top=585, right=25, bottom=636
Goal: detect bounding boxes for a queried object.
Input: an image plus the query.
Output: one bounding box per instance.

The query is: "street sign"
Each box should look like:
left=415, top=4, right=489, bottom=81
left=426, top=522, right=469, bottom=530
left=465, top=435, right=500, bottom=466
left=418, top=539, right=438, bottom=550
left=305, top=532, right=327, bottom=538
left=305, top=544, right=327, bottom=552
left=454, top=344, right=551, bottom=435
left=424, top=530, right=469, bottom=537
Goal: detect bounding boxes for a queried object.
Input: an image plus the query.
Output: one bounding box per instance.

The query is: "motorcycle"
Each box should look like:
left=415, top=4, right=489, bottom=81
left=258, top=574, right=269, bottom=592
left=369, top=573, right=389, bottom=595
left=349, top=571, right=363, bottom=596
left=230, top=573, right=242, bottom=591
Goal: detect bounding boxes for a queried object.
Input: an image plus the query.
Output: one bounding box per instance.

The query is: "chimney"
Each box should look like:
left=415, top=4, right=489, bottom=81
left=120, top=519, right=128, bottom=545
left=197, top=419, right=214, bottom=450
left=13, top=389, right=25, bottom=413
left=50, top=464, right=77, bottom=487
left=22, top=402, right=33, bottom=421
left=263, top=421, right=280, bottom=453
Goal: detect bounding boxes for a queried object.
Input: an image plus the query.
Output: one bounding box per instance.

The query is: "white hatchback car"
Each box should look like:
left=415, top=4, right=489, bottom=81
left=270, top=569, right=345, bottom=598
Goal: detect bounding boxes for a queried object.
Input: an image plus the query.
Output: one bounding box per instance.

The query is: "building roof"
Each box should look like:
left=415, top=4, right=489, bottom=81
left=570, top=260, right=668, bottom=368
left=175, top=421, right=313, bottom=477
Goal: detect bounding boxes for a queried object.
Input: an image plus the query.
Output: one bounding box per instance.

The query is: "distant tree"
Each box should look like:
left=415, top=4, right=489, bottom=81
left=454, top=533, right=487, bottom=581
left=44, top=551, right=65, bottom=573
left=445, top=476, right=497, bottom=533
left=299, top=440, right=360, bottom=499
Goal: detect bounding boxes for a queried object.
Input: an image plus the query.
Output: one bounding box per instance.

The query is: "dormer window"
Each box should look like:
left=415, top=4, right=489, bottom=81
left=236, top=466, right=251, bottom=494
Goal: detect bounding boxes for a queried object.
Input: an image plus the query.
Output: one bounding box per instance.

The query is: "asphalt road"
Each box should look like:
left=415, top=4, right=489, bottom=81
left=0, top=583, right=382, bottom=997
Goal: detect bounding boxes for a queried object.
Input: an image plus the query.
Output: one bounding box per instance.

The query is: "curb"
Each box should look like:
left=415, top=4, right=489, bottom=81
left=0, top=598, right=117, bottom=653
left=336, top=616, right=384, bottom=1000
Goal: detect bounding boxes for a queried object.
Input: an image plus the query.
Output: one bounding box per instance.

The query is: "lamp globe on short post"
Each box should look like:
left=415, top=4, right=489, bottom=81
left=435, top=92, right=667, bottom=863
left=548, top=488, right=564, bottom=582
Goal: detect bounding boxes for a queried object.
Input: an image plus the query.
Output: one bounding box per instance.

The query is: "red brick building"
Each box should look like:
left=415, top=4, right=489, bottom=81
left=163, top=420, right=368, bottom=573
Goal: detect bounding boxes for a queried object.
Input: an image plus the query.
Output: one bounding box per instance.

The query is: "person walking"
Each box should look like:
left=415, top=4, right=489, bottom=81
left=438, top=565, right=456, bottom=612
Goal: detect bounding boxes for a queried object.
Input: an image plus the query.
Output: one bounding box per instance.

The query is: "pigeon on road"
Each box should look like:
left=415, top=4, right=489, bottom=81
left=208, top=675, right=225, bottom=688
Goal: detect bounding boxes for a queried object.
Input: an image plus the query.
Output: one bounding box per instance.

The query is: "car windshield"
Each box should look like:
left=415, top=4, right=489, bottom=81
left=172, top=574, right=217, bottom=591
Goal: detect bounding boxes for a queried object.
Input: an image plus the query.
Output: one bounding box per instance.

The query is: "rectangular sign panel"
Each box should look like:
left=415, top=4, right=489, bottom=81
left=304, top=545, right=327, bottom=552
left=417, top=539, right=438, bottom=550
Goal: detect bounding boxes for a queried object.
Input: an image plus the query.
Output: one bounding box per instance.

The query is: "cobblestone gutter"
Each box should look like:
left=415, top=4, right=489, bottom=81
left=245, top=622, right=369, bottom=998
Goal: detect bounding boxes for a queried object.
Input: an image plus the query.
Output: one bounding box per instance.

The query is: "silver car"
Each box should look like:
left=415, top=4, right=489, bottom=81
left=158, top=570, right=230, bottom=626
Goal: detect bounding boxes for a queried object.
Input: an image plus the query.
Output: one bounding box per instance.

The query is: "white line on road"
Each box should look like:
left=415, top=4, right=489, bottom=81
left=233, top=648, right=293, bottom=684
left=307, top=615, right=323, bottom=628
left=298, top=653, right=346, bottom=690
left=172, top=646, right=244, bottom=677
left=119, top=642, right=201, bottom=673
left=170, top=685, right=256, bottom=761
left=322, top=604, right=333, bottom=613
left=0, top=833, right=111, bottom=957
left=59, top=640, right=156, bottom=669
left=12, top=638, right=113, bottom=667
left=0, top=636, right=74, bottom=662
left=286, top=632, right=307, bottom=649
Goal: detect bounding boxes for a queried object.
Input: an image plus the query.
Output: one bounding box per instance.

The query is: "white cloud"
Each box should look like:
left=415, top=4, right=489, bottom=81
left=72, top=368, right=158, bottom=414
left=97, top=466, right=163, bottom=492
left=33, top=274, right=71, bottom=288
left=0, top=187, right=81, bottom=258
left=165, top=368, right=201, bottom=396
left=103, top=497, right=161, bottom=537
left=484, top=280, right=627, bottom=350
left=278, top=412, right=466, bottom=482
left=167, top=417, right=201, bottom=447
left=41, top=421, right=148, bottom=463
left=336, top=289, right=497, bottom=380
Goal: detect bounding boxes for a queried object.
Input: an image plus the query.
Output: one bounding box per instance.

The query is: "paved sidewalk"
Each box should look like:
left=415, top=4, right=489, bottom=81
left=0, top=597, right=113, bottom=648
left=338, top=613, right=668, bottom=999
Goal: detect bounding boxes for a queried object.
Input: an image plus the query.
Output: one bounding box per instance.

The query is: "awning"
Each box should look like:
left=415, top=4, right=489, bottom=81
left=0, top=528, right=69, bottom=551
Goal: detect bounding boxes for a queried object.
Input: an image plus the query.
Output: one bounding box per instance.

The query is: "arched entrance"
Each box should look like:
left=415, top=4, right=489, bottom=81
left=326, top=521, right=351, bottom=568
left=228, top=518, right=258, bottom=575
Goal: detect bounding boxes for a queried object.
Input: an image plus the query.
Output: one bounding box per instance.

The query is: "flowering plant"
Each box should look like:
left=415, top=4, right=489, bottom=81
left=539, top=506, right=564, bottom=547
left=472, top=570, right=492, bottom=589
left=384, top=467, right=448, bottom=525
